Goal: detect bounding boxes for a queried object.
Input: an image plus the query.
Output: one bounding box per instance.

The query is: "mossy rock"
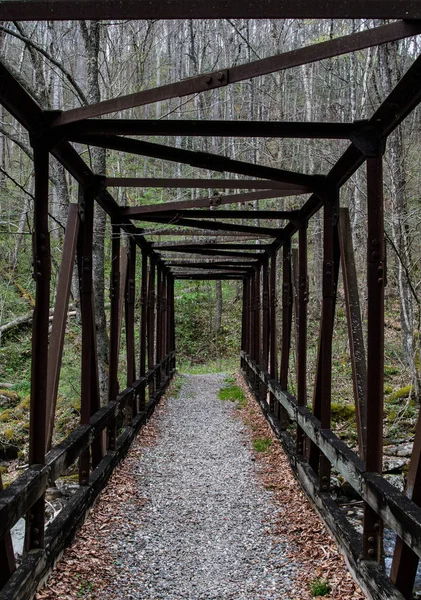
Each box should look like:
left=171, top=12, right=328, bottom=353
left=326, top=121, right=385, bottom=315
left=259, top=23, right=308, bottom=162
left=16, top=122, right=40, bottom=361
left=0, top=410, right=12, bottom=423
left=17, top=395, right=30, bottom=410
left=386, top=385, right=413, bottom=403
left=0, top=389, right=20, bottom=409
left=331, top=402, right=356, bottom=421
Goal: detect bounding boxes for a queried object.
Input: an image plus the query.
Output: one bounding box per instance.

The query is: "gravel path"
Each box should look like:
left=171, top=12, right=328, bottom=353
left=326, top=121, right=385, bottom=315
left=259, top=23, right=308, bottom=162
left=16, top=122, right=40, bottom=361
left=106, top=373, right=301, bottom=600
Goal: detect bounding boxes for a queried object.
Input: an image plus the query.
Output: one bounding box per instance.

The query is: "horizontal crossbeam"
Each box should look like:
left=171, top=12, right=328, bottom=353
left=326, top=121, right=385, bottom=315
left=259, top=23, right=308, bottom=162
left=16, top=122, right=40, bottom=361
left=134, top=216, right=281, bottom=237
left=121, top=190, right=302, bottom=216
left=123, top=208, right=296, bottom=220
left=105, top=178, right=309, bottom=190
left=154, top=243, right=270, bottom=251
left=50, top=20, right=421, bottom=125
left=70, top=134, right=320, bottom=188
left=158, top=248, right=264, bottom=259
left=3, top=1, right=421, bottom=20
left=56, top=119, right=366, bottom=139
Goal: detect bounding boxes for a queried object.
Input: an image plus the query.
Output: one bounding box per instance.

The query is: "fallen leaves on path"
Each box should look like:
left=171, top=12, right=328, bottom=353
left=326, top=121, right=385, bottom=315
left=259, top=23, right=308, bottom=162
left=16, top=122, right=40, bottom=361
left=235, top=371, right=365, bottom=600
left=37, top=398, right=167, bottom=600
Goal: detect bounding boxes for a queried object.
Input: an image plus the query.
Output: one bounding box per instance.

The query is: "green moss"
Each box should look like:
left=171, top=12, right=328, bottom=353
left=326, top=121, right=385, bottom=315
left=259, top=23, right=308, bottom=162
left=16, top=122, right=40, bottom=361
left=0, top=410, right=11, bottom=423
left=253, top=437, right=272, bottom=452
left=17, top=395, right=30, bottom=410
left=4, top=429, right=14, bottom=440
left=384, top=385, right=394, bottom=395
left=386, top=385, right=413, bottom=403
left=384, top=365, right=399, bottom=376
left=331, top=402, right=356, bottom=421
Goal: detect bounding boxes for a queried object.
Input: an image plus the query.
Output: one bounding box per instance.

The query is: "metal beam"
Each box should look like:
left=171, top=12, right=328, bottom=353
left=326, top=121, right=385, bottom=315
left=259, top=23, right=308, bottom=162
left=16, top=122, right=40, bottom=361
left=68, top=134, right=321, bottom=188
left=56, top=119, right=365, bottom=139
left=158, top=248, right=264, bottom=259
left=123, top=208, right=297, bottom=220
left=154, top=243, right=270, bottom=251
left=105, top=178, right=305, bottom=190
left=175, top=273, right=244, bottom=280
left=2, top=1, right=421, bottom=20
left=135, top=216, right=280, bottom=237
left=49, top=20, right=421, bottom=125
left=121, top=190, right=305, bottom=216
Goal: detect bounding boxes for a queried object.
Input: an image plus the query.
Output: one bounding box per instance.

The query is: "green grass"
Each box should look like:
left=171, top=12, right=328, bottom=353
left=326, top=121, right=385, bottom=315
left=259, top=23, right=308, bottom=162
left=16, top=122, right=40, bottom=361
left=169, top=374, right=184, bottom=399
left=252, top=437, right=272, bottom=452
left=218, top=384, right=246, bottom=408
left=310, top=578, right=331, bottom=597
left=177, top=357, right=238, bottom=375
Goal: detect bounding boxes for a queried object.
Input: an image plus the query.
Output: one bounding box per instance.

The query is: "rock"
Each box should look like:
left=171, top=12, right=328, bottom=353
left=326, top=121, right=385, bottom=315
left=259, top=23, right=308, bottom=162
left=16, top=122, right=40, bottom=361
left=382, top=456, right=410, bottom=474
left=383, top=474, right=405, bottom=492
left=0, top=390, right=20, bottom=409
left=46, top=486, right=63, bottom=501
left=383, top=442, right=413, bottom=457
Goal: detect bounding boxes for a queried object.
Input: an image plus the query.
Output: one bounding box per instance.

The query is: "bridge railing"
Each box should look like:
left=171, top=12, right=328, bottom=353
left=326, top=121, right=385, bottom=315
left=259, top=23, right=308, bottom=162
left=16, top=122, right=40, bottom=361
left=0, top=352, right=175, bottom=600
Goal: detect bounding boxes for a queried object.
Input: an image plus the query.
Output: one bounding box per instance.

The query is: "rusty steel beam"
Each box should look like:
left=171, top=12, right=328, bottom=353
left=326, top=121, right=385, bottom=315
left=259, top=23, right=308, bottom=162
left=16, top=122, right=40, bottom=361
left=105, top=178, right=303, bottom=190
left=391, top=404, right=421, bottom=597
left=142, top=229, right=271, bottom=238
left=339, top=208, right=367, bottom=460
left=168, top=263, right=254, bottom=270
left=125, top=238, right=136, bottom=395
left=135, top=216, right=281, bottom=237
left=2, top=1, right=421, bottom=20
left=157, top=248, right=263, bottom=259
left=296, top=225, right=308, bottom=457
left=154, top=243, right=269, bottom=251
left=0, top=474, right=15, bottom=586
left=139, top=249, right=148, bottom=408
left=121, top=192, right=302, bottom=215
left=26, top=142, right=50, bottom=552
left=363, top=152, right=385, bottom=563
left=48, top=21, right=421, bottom=125
left=279, top=239, right=292, bottom=429
left=107, top=223, right=120, bottom=450
left=175, top=273, right=244, bottom=280
left=45, top=204, right=79, bottom=451
left=125, top=208, right=298, bottom=220
left=66, top=134, right=322, bottom=189
left=56, top=119, right=365, bottom=139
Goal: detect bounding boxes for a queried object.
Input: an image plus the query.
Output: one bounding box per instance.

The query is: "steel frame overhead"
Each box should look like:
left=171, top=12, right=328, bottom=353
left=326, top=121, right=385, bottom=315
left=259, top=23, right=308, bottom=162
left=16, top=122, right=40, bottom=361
left=1, top=10, right=421, bottom=600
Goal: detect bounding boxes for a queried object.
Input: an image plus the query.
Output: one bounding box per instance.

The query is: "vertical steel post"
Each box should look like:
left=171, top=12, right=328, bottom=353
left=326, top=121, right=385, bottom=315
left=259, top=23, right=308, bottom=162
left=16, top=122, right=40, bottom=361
left=297, top=224, right=308, bottom=456
left=363, top=150, right=385, bottom=562
left=26, top=142, right=50, bottom=551
left=269, top=252, right=278, bottom=416
left=125, top=238, right=136, bottom=417
left=77, top=183, right=94, bottom=486
left=148, top=259, right=156, bottom=395
left=318, top=189, right=339, bottom=491
left=262, top=260, right=270, bottom=372
left=391, top=405, right=421, bottom=597
left=139, top=249, right=148, bottom=408
left=107, top=223, right=120, bottom=449
left=155, top=266, right=162, bottom=389
left=254, top=266, right=262, bottom=397
left=279, top=239, right=292, bottom=429
left=339, top=207, right=367, bottom=459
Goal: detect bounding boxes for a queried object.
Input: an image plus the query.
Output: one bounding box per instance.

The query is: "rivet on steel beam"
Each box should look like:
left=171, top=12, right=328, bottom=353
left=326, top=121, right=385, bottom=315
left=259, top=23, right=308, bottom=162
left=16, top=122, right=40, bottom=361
left=368, top=548, right=376, bottom=557
left=217, top=71, right=224, bottom=82
left=368, top=536, right=375, bottom=543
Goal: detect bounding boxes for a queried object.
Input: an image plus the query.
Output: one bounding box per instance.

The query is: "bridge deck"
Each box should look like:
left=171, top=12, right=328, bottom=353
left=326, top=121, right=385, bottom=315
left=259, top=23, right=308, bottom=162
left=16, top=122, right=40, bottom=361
left=40, top=374, right=361, bottom=600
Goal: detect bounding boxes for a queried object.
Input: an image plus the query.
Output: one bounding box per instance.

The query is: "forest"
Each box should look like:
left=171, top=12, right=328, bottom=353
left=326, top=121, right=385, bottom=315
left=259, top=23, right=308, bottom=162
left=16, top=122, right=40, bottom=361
left=0, top=17, right=420, bottom=487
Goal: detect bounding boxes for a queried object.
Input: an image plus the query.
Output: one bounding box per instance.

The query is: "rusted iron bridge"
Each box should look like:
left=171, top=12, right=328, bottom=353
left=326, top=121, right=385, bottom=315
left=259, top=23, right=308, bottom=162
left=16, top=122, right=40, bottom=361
left=1, top=3, right=421, bottom=600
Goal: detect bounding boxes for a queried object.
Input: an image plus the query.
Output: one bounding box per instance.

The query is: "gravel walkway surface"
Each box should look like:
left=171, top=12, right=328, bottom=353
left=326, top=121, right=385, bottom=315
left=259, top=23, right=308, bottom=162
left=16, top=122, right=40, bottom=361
left=106, top=373, right=301, bottom=600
